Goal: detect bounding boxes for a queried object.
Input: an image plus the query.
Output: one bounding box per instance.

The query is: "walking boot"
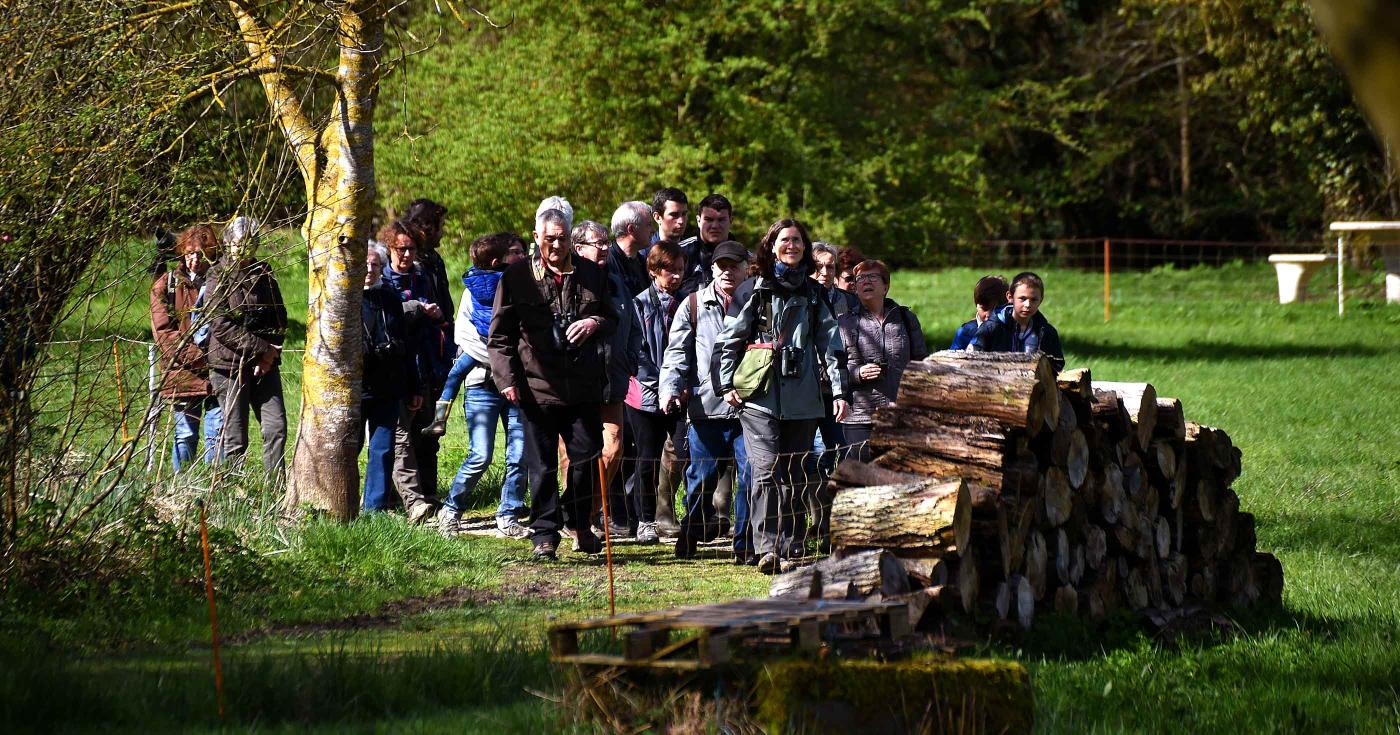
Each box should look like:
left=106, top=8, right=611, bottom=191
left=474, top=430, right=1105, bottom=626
left=654, top=485, right=681, bottom=538
left=421, top=399, right=452, bottom=436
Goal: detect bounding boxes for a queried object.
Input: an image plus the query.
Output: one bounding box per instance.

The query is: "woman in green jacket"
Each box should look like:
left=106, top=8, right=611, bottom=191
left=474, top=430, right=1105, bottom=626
left=717, top=219, right=848, bottom=573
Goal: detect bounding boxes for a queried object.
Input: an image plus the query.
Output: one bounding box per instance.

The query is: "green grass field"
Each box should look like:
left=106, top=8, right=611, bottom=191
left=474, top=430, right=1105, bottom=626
left=4, top=254, right=1398, bottom=732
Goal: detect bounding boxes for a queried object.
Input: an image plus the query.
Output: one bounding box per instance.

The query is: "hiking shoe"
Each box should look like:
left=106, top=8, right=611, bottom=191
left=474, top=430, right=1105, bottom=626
left=531, top=539, right=557, bottom=561
left=573, top=527, right=603, bottom=555
left=421, top=399, right=452, bottom=436
left=436, top=506, right=461, bottom=538
left=496, top=515, right=530, bottom=539
left=757, top=552, right=780, bottom=575
left=635, top=522, right=659, bottom=545
left=407, top=502, right=437, bottom=526
left=606, top=520, right=632, bottom=540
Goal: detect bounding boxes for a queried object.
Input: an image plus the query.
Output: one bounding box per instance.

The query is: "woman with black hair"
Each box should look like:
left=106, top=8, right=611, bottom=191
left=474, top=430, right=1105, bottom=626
left=716, top=219, right=848, bottom=573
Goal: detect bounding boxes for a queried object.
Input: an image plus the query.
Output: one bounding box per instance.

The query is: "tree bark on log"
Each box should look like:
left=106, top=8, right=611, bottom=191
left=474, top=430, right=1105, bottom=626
left=1155, top=397, right=1186, bottom=441
left=1057, top=367, right=1092, bottom=400
left=899, top=352, right=1057, bottom=432
left=1043, top=467, right=1073, bottom=528
left=1097, top=381, right=1158, bottom=449
left=769, top=549, right=910, bottom=600
left=830, top=478, right=970, bottom=554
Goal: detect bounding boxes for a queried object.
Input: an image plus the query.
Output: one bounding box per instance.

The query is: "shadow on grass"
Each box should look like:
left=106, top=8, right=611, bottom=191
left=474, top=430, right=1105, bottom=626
left=1064, top=335, right=1384, bottom=362
left=0, top=634, right=557, bottom=732
left=1263, top=510, right=1400, bottom=568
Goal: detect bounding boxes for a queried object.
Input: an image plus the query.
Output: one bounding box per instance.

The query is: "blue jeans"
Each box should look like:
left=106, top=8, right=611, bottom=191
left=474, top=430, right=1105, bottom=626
left=444, top=384, right=526, bottom=518
left=439, top=351, right=478, bottom=403
left=360, top=397, right=400, bottom=512
left=683, top=417, right=752, bottom=554
left=172, top=396, right=223, bottom=472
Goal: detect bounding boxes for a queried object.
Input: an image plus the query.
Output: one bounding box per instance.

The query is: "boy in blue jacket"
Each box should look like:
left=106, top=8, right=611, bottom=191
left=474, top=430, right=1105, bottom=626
left=972, top=271, right=1065, bottom=372
left=950, top=275, right=1007, bottom=350
left=422, top=233, right=520, bottom=435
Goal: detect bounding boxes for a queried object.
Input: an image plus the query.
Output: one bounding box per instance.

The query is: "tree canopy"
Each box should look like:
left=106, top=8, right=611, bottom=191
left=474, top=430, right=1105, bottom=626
left=372, top=0, right=1396, bottom=264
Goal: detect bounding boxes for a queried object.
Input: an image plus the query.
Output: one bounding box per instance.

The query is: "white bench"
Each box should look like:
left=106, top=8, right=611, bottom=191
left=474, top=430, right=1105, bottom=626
left=1267, top=254, right=1333, bottom=304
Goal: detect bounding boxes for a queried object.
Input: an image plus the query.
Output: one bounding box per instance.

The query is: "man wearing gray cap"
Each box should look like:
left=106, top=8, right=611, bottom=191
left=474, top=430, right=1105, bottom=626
left=659, top=240, right=754, bottom=561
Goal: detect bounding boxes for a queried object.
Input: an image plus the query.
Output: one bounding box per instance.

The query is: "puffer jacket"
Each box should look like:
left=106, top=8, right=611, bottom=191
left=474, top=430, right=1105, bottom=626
left=206, top=258, right=287, bottom=374
left=660, top=280, right=748, bottom=421
left=973, top=303, right=1065, bottom=372
left=150, top=267, right=211, bottom=398
left=462, top=266, right=501, bottom=339
left=632, top=283, right=682, bottom=413
left=838, top=298, right=929, bottom=425
left=488, top=254, right=617, bottom=406
left=717, top=274, right=846, bottom=421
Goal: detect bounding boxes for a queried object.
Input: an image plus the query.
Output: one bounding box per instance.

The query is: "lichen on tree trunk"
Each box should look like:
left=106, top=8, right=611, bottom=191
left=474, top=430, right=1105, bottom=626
left=227, top=0, right=387, bottom=519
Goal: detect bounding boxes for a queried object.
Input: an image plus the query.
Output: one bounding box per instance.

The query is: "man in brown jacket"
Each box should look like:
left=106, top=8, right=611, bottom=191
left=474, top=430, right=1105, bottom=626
left=489, top=206, right=616, bottom=560
left=150, top=225, right=222, bottom=471
left=206, top=217, right=288, bottom=482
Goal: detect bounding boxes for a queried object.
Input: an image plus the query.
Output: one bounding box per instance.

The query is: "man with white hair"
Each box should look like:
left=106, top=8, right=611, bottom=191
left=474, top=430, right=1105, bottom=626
left=206, top=216, right=288, bottom=481
left=608, top=201, right=653, bottom=298
left=489, top=205, right=618, bottom=560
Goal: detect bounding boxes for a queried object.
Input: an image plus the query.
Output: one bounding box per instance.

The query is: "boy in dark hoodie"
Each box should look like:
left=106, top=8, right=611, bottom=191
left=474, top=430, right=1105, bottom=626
left=972, top=271, right=1064, bottom=372
left=422, top=233, right=520, bottom=434
left=950, top=275, right=1007, bottom=350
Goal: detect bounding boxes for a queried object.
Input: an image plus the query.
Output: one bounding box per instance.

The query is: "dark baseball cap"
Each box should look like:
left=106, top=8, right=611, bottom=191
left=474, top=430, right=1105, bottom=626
left=712, top=240, right=749, bottom=264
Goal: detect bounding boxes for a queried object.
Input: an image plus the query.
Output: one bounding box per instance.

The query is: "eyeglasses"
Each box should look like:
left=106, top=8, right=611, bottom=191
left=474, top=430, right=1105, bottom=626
left=574, top=240, right=607, bottom=248
left=391, top=246, right=416, bottom=255
left=854, top=273, right=884, bottom=283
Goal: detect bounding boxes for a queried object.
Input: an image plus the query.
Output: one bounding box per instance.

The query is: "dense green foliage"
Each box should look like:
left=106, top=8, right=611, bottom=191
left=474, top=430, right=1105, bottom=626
left=5, top=262, right=1399, bottom=731
left=374, top=0, right=1397, bottom=266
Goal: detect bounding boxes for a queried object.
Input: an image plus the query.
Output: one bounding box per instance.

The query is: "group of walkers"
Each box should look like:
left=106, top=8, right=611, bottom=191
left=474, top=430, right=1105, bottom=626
left=152, top=189, right=1063, bottom=575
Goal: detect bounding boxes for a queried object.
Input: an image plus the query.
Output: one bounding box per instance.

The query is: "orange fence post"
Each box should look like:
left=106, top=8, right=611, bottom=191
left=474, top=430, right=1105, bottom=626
left=1103, top=239, right=1111, bottom=322
left=596, top=460, right=616, bottom=618
left=197, top=499, right=226, bottom=718
left=112, top=338, right=130, bottom=441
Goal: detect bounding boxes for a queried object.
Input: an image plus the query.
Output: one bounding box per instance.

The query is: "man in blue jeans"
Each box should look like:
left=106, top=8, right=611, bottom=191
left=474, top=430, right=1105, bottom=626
left=437, top=233, right=529, bottom=538
left=659, top=241, right=755, bottom=561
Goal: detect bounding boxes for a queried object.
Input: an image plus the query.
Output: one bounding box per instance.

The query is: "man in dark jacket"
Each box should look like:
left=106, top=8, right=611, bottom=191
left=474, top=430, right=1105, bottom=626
left=489, top=207, right=616, bottom=560
left=206, top=217, right=288, bottom=481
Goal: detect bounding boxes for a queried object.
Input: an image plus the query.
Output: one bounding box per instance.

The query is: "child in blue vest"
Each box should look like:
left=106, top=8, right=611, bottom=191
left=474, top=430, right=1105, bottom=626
left=950, top=275, right=1007, bottom=350
left=422, top=234, right=516, bottom=435
left=972, top=271, right=1065, bottom=372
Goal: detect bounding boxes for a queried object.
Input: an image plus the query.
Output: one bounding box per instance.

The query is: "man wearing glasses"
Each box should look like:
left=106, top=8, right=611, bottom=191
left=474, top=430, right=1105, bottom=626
left=571, top=220, right=640, bottom=540
left=489, top=204, right=617, bottom=560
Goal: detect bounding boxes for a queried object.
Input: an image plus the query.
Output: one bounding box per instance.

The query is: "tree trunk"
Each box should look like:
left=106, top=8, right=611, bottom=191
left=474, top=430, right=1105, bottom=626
left=769, top=549, right=909, bottom=600
left=898, top=352, right=1058, bottom=432
left=829, top=478, right=970, bottom=554
left=267, top=2, right=384, bottom=519
left=1097, top=381, right=1157, bottom=449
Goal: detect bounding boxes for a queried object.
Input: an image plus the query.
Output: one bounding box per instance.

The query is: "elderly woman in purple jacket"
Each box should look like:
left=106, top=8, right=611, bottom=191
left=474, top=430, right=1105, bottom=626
left=836, top=259, right=928, bottom=462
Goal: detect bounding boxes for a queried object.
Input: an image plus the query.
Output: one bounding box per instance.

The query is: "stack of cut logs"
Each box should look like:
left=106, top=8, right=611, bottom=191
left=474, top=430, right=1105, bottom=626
left=770, top=351, right=1284, bottom=630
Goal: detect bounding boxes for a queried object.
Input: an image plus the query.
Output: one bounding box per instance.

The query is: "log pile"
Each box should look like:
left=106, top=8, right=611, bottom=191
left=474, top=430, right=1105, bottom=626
left=770, top=351, right=1284, bottom=631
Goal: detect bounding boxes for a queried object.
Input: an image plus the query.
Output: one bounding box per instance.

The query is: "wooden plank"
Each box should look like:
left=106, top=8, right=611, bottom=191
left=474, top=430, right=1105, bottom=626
left=548, top=629, right=579, bottom=657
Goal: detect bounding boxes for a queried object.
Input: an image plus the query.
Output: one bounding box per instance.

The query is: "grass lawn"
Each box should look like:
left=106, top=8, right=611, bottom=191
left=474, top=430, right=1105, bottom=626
left=3, top=254, right=1398, bottom=732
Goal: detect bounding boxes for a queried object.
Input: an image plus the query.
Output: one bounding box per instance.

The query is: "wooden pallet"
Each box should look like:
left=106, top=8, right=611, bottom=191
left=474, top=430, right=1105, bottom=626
left=549, top=598, right=911, bottom=670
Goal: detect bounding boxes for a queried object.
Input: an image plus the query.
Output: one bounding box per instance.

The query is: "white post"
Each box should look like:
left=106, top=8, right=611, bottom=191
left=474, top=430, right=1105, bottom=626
left=1337, top=235, right=1344, bottom=318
